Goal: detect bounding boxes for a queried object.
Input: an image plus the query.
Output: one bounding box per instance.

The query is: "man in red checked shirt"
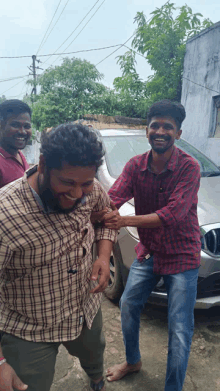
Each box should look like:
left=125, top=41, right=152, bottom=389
left=103, top=100, right=201, bottom=391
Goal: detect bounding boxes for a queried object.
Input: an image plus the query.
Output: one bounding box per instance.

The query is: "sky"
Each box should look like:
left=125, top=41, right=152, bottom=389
left=0, top=0, right=219, bottom=100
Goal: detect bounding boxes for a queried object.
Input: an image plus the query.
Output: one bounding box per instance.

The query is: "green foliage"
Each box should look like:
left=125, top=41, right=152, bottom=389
left=27, top=58, right=121, bottom=131
left=0, top=95, right=6, bottom=104
left=113, top=50, right=149, bottom=118
left=132, top=3, right=213, bottom=102
left=25, top=3, right=213, bottom=128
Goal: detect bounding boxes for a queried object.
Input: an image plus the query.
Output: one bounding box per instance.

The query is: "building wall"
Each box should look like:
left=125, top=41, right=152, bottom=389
left=181, top=22, right=220, bottom=166
left=22, top=131, right=41, bottom=165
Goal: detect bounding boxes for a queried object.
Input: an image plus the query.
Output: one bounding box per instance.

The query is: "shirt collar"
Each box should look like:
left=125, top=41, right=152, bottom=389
left=140, top=146, right=179, bottom=173
left=0, top=146, right=22, bottom=160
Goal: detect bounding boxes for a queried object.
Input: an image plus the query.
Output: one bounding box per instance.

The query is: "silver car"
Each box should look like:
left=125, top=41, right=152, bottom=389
left=95, top=128, right=220, bottom=309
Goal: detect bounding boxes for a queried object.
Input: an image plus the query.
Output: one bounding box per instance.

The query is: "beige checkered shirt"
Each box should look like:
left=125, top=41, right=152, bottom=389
left=0, top=171, right=117, bottom=342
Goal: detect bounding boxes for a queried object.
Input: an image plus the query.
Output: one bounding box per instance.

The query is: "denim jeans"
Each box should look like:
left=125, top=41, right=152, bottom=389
left=120, top=256, right=198, bottom=391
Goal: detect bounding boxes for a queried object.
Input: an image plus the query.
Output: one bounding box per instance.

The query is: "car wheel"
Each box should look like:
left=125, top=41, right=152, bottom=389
left=105, top=243, right=124, bottom=302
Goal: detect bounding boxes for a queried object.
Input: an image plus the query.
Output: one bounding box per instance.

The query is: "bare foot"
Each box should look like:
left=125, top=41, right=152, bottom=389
left=106, top=361, right=142, bottom=382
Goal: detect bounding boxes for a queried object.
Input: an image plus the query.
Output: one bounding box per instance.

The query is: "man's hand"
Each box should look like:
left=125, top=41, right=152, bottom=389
left=90, top=208, right=108, bottom=224
left=90, top=201, right=120, bottom=225
left=90, top=256, right=110, bottom=294
left=0, top=362, right=28, bottom=390
left=103, top=202, right=124, bottom=230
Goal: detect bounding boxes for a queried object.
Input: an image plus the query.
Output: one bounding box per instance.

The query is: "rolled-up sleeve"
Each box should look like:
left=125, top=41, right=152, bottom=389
left=156, top=161, right=200, bottom=227
left=92, top=181, right=118, bottom=243
left=108, top=159, right=134, bottom=209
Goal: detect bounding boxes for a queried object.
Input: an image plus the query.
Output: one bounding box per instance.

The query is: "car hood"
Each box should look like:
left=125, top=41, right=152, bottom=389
left=127, top=177, right=220, bottom=227
left=198, top=177, right=220, bottom=226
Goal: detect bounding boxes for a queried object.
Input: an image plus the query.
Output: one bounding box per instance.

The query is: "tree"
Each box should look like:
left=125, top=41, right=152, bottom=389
left=132, top=3, right=213, bottom=103
left=113, top=50, right=148, bottom=118
left=0, top=95, right=6, bottom=104
left=28, top=58, right=120, bottom=131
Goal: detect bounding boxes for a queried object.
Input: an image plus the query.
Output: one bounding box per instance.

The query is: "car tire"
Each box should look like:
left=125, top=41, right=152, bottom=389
left=105, top=243, right=124, bottom=302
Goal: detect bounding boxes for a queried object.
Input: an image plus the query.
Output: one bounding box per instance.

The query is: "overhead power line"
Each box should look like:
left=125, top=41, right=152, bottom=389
left=37, top=0, right=70, bottom=55
left=0, top=75, right=29, bottom=83
left=182, top=77, right=220, bottom=94
left=42, top=0, right=103, bottom=65
left=36, top=0, right=62, bottom=55
left=52, top=0, right=106, bottom=65
left=0, top=44, right=122, bottom=59
left=95, top=33, right=136, bottom=66
left=1, top=76, right=28, bottom=95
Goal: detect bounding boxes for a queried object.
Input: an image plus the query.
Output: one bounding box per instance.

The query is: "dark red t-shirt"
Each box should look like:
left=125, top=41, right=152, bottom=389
left=0, top=147, right=29, bottom=188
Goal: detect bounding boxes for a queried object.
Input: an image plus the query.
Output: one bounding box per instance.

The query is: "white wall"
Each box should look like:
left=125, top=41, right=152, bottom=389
left=23, top=131, right=41, bottom=165
left=181, top=22, right=220, bottom=166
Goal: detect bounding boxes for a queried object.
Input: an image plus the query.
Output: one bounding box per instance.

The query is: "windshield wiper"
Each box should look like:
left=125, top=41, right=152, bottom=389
left=204, top=171, right=220, bottom=177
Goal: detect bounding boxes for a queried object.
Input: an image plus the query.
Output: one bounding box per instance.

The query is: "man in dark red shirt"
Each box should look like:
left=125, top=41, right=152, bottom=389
left=104, top=100, right=201, bottom=391
left=0, top=99, right=32, bottom=188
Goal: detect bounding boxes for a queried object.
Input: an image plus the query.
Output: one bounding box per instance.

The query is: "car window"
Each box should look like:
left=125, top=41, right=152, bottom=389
left=102, top=135, right=220, bottom=178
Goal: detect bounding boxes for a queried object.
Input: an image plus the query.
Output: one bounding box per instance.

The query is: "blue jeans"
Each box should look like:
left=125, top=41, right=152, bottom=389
left=120, top=256, right=198, bottom=391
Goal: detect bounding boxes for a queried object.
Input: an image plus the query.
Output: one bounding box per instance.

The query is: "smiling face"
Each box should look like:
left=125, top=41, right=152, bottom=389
left=146, top=116, right=182, bottom=154
left=38, top=157, right=96, bottom=213
left=0, top=112, right=32, bottom=154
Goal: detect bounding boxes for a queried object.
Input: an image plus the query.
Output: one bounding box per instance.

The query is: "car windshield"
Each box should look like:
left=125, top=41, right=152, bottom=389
left=102, top=135, right=220, bottom=178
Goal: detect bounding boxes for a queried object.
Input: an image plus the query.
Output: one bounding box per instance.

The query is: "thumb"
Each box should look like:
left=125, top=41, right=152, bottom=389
left=110, top=201, right=117, bottom=211
left=13, top=373, right=28, bottom=390
left=91, top=263, right=100, bottom=281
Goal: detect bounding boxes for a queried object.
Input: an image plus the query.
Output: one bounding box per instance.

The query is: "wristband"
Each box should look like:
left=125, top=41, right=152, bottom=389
left=0, top=358, right=6, bottom=366
left=0, top=357, right=5, bottom=361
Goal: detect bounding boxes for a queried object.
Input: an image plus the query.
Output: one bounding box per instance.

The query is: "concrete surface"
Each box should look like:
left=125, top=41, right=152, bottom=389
left=51, top=296, right=220, bottom=391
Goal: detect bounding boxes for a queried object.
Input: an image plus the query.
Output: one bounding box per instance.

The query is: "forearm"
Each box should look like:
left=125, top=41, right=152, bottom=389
left=96, top=239, right=113, bottom=261
left=122, top=213, right=162, bottom=228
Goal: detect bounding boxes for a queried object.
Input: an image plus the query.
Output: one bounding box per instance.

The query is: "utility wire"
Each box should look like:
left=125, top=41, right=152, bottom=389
left=37, top=0, right=70, bottom=55
left=42, top=0, right=102, bottom=65
left=51, top=0, right=106, bottom=65
left=1, top=77, right=28, bottom=95
left=0, top=44, right=122, bottom=59
left=95, top=33, right=136, bottom=66
left=182, top=77, right=220, bottom=94
left=36, top=0, right=62, bottom=55
left=0, top=75, right=29, bottom=83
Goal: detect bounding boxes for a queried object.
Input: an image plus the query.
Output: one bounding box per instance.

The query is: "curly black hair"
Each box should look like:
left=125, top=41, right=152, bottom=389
left=0, top=99, right=32, bottom=121
left=147, top=100, right=186, bottom=129
left=40, top=123, right=104, bottom=171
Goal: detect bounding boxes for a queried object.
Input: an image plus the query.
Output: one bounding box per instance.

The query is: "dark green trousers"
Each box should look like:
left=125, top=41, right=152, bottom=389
left=1, top=309, right=105, bottom=391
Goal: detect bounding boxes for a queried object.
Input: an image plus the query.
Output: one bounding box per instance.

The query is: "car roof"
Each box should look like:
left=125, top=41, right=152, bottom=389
left=98, top=128, right=146, bottom=137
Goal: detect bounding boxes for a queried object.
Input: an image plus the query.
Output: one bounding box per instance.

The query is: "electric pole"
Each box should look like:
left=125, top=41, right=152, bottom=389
left=32, top=55, right=37, bottom=95
left=28, top=55, right=43, bottom=97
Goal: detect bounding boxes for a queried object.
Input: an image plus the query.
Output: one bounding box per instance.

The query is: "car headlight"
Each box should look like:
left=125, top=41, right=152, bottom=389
left=200, top=223, right=220, bottom=257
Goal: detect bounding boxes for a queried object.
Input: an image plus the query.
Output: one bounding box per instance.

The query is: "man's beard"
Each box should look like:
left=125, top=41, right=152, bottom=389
left=149, top=135, right=172, bottom=154
left=37, top=172, right=80, bottom=214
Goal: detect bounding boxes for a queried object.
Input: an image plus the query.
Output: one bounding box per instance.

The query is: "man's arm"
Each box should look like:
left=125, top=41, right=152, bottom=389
left=104, top=161, right=201, bottom=230
left=90, top=239, right=113, bottom=294
left=0, top=343, right=28, bottom=390
left=0, top=239, right=28, bottom=391
left=90, top=180, right=118, bottom=293
left=107, top=158, right=135, bottom=209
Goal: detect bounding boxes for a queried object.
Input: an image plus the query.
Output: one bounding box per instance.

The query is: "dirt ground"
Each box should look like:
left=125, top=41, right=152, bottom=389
left=51, top=296, right=220, bottom=391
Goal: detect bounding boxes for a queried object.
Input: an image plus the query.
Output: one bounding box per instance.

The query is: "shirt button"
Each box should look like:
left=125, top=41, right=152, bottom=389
left=79, top=316, right=83, bottom=325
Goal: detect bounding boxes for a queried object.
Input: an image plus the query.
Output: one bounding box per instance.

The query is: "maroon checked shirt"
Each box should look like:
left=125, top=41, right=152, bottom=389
left=108, top=146, right=201, bottom=275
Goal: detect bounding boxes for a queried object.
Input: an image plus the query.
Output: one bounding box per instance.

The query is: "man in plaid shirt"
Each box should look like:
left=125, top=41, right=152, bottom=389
left=103, top=100, right=201, bottom=391
left=0, top=123, right=117, bottom=391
